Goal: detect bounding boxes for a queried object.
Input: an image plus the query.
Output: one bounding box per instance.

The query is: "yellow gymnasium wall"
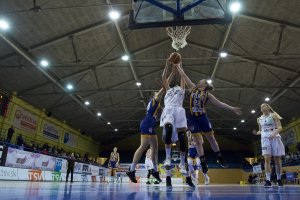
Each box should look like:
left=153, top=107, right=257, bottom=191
left=199, top=169, right=250, bottom=184
left=0, top=94, right=101, bottom=157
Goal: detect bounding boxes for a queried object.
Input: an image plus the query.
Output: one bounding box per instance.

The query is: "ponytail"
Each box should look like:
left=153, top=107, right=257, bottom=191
left=269, top=105, right=283, bottom=120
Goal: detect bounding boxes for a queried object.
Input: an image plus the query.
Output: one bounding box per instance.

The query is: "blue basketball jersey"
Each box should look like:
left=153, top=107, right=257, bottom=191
left=189, top=88, right=209, bottom=116
left=146, top=98, right=161, bottom=119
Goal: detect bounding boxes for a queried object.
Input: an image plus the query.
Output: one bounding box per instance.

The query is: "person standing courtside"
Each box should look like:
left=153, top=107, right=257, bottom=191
left=66, top=153, right=75, bottom=183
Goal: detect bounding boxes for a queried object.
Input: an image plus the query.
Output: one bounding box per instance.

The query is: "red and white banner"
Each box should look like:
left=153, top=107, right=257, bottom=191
left=12, top=105, right=38, bottom=134
left=43, top=122, right=61, bottom=141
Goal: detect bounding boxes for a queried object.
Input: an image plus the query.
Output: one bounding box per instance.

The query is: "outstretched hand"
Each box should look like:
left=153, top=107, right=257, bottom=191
left=252, top=130, right=260, bottom=135
left=233, top=107, right=242, bottom=115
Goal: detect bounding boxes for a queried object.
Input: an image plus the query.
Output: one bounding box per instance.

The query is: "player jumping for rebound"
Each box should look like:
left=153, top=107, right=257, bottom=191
left=175, top=62, right=242, bottom=169
left=160, top=54, right=194, bottom=187
left=126, top=68, right=175, bottom=184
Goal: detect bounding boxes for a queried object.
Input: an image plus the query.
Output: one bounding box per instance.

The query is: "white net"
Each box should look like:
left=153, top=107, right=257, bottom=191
left=166, top=26, right=191, bottom=51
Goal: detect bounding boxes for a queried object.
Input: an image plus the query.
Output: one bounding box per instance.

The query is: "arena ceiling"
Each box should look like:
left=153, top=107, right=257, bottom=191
left=0, top=0, right=299, bottom=146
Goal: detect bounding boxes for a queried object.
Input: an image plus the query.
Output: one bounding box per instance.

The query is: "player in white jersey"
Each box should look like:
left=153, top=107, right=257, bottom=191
left=253, top=103, right=285, bottom=187
left=160, top=54, right=194, bottom=187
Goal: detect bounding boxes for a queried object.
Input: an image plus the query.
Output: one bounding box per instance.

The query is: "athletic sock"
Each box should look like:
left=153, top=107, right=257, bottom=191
left=153, top=164, right=158, bottom=172
left=215, top=151, right=222, bottom=158
left=180, top=153, right=185, bottom=166
left=166, top=170, right=171, bottom=177
left=166, top=148, right=171, bottom=160
left=276, top=173, right=281, bottom=180
left=265, top=172, right=271, bottom=181
left=130, top=163, right=136, bottom=171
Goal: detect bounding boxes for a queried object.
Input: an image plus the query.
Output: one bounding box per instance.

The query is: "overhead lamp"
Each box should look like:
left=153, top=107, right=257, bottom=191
left=109, top=10, right=120, bottom=20
left=40, top=59, right=49, bottom=67
left=229, top=2, right=241, bottom=13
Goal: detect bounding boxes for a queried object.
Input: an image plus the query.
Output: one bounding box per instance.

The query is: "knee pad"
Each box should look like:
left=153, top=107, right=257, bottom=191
left=178, top=131, right=186, bottom=152
left=162, top=124, right=173, bottom=144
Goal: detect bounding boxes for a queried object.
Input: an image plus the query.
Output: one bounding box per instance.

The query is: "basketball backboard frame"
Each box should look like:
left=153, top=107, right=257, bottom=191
left=129, top=0, right=233, bottom=29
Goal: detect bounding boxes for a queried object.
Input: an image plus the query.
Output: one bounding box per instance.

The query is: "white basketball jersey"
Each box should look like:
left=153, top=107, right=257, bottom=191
left=164, top=86, right=185, bottom=107
left=259, top=114, right=279, bottom=138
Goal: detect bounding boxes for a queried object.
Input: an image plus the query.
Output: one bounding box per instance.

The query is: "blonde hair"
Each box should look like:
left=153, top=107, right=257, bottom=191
left=262, top=103, right=283, bottom=120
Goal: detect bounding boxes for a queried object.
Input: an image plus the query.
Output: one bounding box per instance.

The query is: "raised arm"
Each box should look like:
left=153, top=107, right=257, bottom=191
left=208, top=93, right=242, bottom=115
left=180, top=74, right=185, bottom=90
left=155, top=66, right=175, bottom=100
left=162, top=60, right=171, bottom=91
left=175, top=63, right=195, bottom=91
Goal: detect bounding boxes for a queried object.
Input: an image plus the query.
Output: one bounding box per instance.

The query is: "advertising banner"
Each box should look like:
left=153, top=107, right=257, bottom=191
left=5, top=148, right=35, bottom=169
left=281, top=128, right=297, bottom=146
left=43, top=122, right=60, bottom=141
left=34, top=154, right=56, bottom=171
left=12, top=106, right=38, bottom=134
left=63, top=132, right=77, bottom=147
left=252, top=165, right=262, bottom=174
left=0, top=166, right=18, bottom=180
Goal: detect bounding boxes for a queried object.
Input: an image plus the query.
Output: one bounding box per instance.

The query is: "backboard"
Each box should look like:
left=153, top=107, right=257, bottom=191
left=129, top=0, right=233, bottom=29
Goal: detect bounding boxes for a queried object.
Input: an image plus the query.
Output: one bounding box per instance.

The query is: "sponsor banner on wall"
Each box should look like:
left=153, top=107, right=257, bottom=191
left=90, top=165, right=99, bottom=176
left=0, top=166, right=18, bottom=180
left=34, top=154, right=56, bottom=171
left=28, top=169, right=44, bottom=181
left=281, top=128, right=297, bottom=146
left=63, top=132, right=77, bottom=147
left=5, top=148, right=35, bottom=169
left=43, top=122, right=60, bottom=141
left=61, top=159, right=68, bottom=173
left=74, top=162, right=83, bottom=173
left=252, top=165, right=262, bottom=174
left=0, top=166, right=104, bottom=182
left=6, top=148, right=56, bottom=171
left=12, top=106, right=38, bottom=134
left=44, top=171, right=63, bottom=182
left=54, top=158, right=63, bottom=172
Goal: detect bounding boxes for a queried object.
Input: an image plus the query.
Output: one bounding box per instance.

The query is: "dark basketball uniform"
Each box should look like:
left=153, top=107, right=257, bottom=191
left=109, top=152, right=119, bottom=169
left=140, top=98, right=161, bottom=135
left=187, top=88, right=213, bottom=133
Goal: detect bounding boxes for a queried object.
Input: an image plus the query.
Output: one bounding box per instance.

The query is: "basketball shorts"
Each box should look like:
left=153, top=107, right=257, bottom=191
left=145, top=158, right=153, bottom=170
left=187, top=114, right=213, bottom=133
left=140, top=116, right=156, bottom=135
left=188, top=147, right=199, bottom=159
left=109, top=161, right=117, bottom=169
left=261, top=137, right=285, bottom=156
left=160, top=106, right=187, bottom=129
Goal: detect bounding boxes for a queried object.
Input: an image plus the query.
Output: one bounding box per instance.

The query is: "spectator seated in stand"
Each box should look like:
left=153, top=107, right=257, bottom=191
left=16, top=134, right=24, bottom=147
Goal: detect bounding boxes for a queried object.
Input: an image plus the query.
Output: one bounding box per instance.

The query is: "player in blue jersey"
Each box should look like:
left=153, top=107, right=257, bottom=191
left=126, top=68, right=176, bottom=184
left=175, top=64, right=242, bottom=168
left=187, top=131, right=210, bottom=185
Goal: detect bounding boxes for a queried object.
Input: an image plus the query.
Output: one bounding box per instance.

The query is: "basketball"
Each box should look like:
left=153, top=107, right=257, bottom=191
left=169, top=52, right=181, bottom=65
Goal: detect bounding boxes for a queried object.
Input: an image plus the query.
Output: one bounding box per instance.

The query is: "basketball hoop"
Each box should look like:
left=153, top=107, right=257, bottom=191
left=166, top=26, right=191, bottom=51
